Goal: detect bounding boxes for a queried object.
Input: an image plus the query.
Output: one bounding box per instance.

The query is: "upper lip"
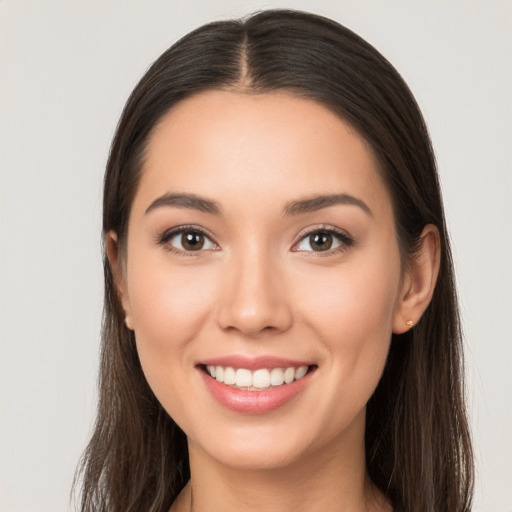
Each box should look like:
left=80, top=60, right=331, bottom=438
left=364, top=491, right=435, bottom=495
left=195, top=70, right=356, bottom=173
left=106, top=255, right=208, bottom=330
left=197, top=355, right=314, bottom=370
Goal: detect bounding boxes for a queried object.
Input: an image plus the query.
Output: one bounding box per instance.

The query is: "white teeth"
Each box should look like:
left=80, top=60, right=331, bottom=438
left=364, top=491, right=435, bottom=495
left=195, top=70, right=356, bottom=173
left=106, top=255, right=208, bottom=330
left=295, top=365, right=308, bottom=379
left=235, top=368, right=252, bottom=387
left=253, top=369, right=270, bottom=388
left=284, top=367, right=295, bottom=384
left=205, top=364, right=310, bottom=389
left=270, top=368, right=285, bottom=386
left=223, top=367, right=236, bottom=385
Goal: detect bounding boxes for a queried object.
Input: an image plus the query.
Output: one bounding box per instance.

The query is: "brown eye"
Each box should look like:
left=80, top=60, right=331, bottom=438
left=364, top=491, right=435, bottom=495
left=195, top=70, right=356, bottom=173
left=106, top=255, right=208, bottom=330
left=165, top=229, right=217, bottom=252
left=181, top=231, right=205, bottom=251
left=309, top=232, right=333, bottom=251
left=294, top=228, right=353, bottom=253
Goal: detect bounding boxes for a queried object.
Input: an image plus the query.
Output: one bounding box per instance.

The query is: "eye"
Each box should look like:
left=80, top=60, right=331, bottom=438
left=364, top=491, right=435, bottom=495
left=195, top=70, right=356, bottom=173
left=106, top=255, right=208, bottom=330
left=294, top=228, right=353, bottom=253
left=160, top=227, right=217, bottom=253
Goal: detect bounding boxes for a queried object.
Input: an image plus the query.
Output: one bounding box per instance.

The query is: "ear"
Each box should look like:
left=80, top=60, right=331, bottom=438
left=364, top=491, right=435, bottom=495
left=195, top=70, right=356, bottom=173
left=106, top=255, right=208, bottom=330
left=105, top=231, right=134, bottom=331
left=393, top=224, right=441, bottom=334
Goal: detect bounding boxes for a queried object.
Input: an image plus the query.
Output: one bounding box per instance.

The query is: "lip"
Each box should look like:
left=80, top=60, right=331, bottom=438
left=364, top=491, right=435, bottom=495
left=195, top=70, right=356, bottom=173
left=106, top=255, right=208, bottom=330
left=198, top=355, right=313, bottom=371
left=197, top=360, right=316, bottom=414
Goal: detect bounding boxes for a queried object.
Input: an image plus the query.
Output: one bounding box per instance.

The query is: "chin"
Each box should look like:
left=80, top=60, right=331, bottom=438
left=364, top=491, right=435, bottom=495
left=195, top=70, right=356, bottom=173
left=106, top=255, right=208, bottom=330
left=187, top=408, right=365, bottom=473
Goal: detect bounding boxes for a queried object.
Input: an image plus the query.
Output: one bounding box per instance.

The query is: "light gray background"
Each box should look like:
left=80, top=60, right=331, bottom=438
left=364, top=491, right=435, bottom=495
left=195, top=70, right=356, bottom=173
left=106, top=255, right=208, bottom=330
left=1, top=1, right=510, bottom=511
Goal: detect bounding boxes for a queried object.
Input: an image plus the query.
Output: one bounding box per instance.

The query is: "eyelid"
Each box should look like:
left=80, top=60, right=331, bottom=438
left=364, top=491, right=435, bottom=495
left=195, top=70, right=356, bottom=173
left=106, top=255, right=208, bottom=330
left=157, top=224, right=219, bottom=254
left=291, top=225, right=355, bottom=254
left=156, top=223, right=353, bottom=256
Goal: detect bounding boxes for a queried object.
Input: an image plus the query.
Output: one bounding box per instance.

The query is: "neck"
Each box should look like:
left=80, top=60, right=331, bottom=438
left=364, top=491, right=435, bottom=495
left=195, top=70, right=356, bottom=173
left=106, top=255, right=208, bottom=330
left=174, top=419, right=390, bottom=512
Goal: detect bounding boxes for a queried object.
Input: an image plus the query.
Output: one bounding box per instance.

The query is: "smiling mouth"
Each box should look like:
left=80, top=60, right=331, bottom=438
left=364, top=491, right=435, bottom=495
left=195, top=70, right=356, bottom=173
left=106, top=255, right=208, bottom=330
left=200, top=364, right=316, bottom=391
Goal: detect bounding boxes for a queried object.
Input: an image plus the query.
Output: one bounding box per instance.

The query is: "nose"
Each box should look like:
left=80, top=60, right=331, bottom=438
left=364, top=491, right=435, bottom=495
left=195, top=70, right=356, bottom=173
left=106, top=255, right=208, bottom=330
left=216, top=245, right=293, bottom=337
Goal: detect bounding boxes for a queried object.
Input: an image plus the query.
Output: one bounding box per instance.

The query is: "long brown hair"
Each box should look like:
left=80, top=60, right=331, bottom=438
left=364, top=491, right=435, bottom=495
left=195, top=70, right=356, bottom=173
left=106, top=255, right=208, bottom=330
left=75, top=9, right=473, bottom=512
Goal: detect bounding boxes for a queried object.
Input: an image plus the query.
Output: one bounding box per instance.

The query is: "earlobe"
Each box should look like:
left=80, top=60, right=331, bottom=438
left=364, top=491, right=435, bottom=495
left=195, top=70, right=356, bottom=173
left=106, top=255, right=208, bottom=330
left=393, top=224, right=441, bottom=334
left=105, top=231, right=134, bottom=331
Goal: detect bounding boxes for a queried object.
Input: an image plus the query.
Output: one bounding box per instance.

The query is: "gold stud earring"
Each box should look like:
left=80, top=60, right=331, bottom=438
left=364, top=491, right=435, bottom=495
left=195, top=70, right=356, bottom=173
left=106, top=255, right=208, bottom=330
left=406, top=320, right=414, bottom=328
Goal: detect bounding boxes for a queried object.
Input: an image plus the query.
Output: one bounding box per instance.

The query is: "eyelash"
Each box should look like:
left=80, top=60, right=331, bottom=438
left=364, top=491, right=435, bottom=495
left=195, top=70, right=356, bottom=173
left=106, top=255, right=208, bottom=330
left=157, top=225, right=355, bottom=256
left=292, top=225, right=355, bottom=256
left=157, top=225, right=218, bottom=256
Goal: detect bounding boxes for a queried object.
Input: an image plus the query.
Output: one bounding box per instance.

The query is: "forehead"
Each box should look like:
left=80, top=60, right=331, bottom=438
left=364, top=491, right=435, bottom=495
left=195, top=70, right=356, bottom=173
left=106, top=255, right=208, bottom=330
left=134, top=90, right=391, bottom=219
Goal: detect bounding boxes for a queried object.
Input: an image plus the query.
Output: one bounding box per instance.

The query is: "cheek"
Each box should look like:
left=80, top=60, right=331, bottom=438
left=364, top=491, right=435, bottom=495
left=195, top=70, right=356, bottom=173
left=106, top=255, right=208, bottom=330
left=125, top=257, right=223, bottom=434
left=295, top=248, right=401, bottom=385
left=126, top=255, right=218, bottom=375
left=299, top=261, right=399, bottom=337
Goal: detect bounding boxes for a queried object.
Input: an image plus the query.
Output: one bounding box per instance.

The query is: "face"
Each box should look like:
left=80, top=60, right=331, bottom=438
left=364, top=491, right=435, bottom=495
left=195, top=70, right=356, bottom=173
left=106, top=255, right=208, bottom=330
left=116, top=91, right=408, bottom=471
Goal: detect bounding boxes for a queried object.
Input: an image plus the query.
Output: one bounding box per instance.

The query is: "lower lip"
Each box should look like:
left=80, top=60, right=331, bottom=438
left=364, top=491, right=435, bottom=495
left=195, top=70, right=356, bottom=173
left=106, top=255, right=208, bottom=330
left=199, top=368, right=313, bottom=414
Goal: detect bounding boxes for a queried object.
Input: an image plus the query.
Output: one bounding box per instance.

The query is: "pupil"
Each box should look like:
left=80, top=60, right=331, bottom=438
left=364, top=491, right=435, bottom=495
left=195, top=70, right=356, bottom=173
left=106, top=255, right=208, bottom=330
left=183, top=231, right=204, bottom=250
left=311, top=232, right=332, bottom=251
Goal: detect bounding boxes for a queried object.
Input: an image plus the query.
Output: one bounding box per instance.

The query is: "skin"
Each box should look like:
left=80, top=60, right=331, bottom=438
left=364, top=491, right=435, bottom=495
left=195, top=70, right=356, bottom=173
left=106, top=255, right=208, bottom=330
left=108, top=91, right=440, bottom=512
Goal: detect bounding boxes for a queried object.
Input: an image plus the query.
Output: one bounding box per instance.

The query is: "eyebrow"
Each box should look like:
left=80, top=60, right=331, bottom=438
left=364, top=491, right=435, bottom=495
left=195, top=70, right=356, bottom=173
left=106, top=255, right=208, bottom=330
left=144, top=192, right=372, bottom=217
left=283, top=194, right=372, bottom=217
left=145, top=193, right=222, bottom=215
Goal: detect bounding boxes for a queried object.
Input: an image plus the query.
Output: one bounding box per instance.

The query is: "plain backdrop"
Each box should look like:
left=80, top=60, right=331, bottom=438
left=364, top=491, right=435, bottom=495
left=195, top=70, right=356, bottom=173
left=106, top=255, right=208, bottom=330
left=0, top=1, right=511, bottom=511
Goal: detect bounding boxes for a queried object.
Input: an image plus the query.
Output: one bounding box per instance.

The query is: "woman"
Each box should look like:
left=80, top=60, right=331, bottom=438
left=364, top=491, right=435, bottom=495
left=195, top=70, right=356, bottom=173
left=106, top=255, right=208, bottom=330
left=76, top=9, right=473, bottom=512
